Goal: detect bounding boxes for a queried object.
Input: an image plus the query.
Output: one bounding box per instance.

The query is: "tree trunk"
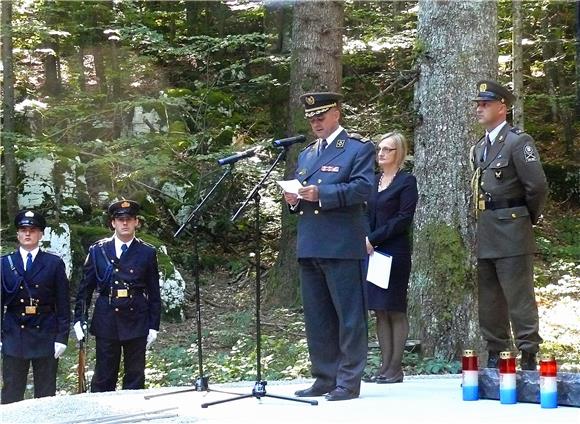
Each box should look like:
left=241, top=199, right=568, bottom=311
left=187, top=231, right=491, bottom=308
left=1, top=0, right=19, bottom=218
left=78, top=45, right=86, bottom=92
left=512, top=0, right=524, bottom=129
left=267, top=0, right=344, bottom=306
left=43, top=39, right=61, bottom=96
left=93, top=45, right=108, bottom=95
left=409, top=0, right=498, bottom=359
left=541, top=4, right=560, bottom=122
left=576, top=0, right=580, bottom=120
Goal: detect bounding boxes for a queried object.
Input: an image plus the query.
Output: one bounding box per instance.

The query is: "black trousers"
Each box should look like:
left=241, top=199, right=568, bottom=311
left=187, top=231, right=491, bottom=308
left=299, top=258, right=367, bottom=394
left=1, top=354, right=58, bottom=404
left=91, top=336, right=147, bottom=392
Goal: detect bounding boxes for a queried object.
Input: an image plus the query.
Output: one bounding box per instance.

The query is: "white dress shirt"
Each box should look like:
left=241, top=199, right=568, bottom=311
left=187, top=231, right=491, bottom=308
left=20, top=246, right=40, bottom=271
left=114, top=236, right=134, bottom=259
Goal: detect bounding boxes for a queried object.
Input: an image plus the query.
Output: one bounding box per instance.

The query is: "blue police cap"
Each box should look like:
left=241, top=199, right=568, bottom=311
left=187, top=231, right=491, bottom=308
left=14, top=210, right=46, bottom=230
left=472, top=80, right=516, bottom=106
left=300, top=92, right=343, bottom=118
left=108, top=200, right=140, bottom=218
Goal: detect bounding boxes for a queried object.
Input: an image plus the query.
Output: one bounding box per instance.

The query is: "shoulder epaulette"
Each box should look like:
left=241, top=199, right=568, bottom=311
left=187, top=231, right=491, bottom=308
left=302, top=140, right=317, bottom=151
left=510, top=127, right=525, bottom=135
left=348, top=132, right=371, bottom=143
left=136, top=238, right=156, bottom=249
left=92, top=237, right=112, bottom=248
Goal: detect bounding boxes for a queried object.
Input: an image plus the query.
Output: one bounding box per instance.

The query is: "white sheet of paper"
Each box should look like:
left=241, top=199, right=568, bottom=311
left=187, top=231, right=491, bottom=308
left=277, top=179, right=303, bottom=198
left=366, top=251, right=392, bottom=289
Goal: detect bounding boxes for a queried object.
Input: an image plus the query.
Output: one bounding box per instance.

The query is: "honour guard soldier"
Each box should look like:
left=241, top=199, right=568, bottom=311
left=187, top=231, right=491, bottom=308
left=73, top=200, right=161, bottom=392
left=284, top=92, right=375, bottom=401
left=470, top=80, right=548, bottom=370
left=1, top=210, right=70, bottom=404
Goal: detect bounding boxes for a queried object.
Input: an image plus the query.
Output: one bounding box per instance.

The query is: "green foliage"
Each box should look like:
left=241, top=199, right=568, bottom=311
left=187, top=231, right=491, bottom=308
left=364, top=349, right=461, bottom=378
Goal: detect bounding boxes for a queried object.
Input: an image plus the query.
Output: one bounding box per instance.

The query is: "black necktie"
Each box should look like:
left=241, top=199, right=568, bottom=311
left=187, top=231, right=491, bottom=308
left=482, top=135, right=492, bottom=162
left=120, top=243, right=128, bottom=258
left=318, top=139, right=327, bottom=156
left=26, top=252, right=33, bottom=271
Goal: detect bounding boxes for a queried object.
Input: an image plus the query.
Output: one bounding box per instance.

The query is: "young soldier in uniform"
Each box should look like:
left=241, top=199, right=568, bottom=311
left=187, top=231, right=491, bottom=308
left=73, top=200, right=161, bottom=391
left=470, top=80, right=548, bottom=370
left=284, top=92, right=375, bottom=401
left=1, top=210, right=70, bottom=404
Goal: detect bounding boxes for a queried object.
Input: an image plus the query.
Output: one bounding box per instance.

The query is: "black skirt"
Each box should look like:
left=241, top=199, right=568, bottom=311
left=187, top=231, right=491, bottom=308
left=365, top=252, right=411, bottom=313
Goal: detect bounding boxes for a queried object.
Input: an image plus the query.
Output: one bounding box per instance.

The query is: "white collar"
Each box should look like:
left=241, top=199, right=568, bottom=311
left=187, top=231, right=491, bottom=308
left=486, top=121, right=507, bottom=144
left=323, top=125, right=345, bottom=146
left=19, top=246, right=40, bottom=263
left=114, top=235, right=134, bottom=249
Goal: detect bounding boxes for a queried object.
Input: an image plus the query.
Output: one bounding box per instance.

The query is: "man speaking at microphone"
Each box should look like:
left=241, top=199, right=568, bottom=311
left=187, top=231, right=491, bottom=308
left=283, top=92, right=374, bottom=401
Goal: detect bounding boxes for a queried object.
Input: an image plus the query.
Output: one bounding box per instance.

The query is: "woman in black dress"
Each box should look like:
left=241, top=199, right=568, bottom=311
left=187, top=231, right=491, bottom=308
left=365, top=132, right=418, bottom=383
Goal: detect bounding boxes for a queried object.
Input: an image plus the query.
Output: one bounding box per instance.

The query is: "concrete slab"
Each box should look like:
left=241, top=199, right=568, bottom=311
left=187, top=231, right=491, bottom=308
left=1, top=376, right=578, bottom=424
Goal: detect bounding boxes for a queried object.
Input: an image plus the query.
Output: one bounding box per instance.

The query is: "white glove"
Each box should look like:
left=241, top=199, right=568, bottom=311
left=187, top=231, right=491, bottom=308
left=73, top=321, right=85, bottom=341
left=146, top=329, right=158, bottom=349
left=54, top=342, right=67, bottom=359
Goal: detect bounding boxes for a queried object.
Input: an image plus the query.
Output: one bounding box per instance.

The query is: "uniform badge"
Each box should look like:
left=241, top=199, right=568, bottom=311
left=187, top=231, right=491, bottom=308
left=121, top=201, right=131, bottom=208
left=336, top=139, right=345, bottom=149
left=498, top=135, right=504, bottom=141
left=305, top=96, right=315, bottom=105
left=298, top=169, right=306, bottom=176
left=24, top=211, right=34, bottom=217
left=524, top=145, right=537, bottom=162
left=494, top=170, right=502, bottom=179
left=479, top=83, right=487, bottom=92
left=321, top=166, right=340, bottom=173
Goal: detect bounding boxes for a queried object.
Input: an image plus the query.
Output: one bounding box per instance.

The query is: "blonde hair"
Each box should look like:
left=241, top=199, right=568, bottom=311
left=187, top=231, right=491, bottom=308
left=378, top=131, right=408, bottom=170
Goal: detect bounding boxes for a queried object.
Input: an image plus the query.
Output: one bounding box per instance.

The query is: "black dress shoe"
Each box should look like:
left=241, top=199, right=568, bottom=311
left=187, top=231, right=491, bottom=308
left=325, top=386, right=359, bottom=401
left=294, top=385, right=333, bottom=397
left=520, top=351, right=537, bottom=371
left=376, top=370, right=404, bottom=384
left=486, top=351, right=500, bottom=368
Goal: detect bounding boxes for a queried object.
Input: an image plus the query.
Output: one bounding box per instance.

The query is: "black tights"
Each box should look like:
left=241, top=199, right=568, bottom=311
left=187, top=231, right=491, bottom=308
left=374, top=310, right=409, bottom=378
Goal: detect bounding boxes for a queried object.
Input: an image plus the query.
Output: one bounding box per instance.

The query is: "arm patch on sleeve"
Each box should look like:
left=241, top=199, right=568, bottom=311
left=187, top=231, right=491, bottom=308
left=524, top=144, right=537, bottom=162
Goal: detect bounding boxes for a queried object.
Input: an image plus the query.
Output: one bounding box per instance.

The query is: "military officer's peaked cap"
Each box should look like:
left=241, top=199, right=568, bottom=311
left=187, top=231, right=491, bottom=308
left=300, top=92, right=343, bottom=118
left=14, top=209, right=46, bottom=230
left=472, top=80, right=516, bottom=106
left=108, top=199, right=140, bottom=218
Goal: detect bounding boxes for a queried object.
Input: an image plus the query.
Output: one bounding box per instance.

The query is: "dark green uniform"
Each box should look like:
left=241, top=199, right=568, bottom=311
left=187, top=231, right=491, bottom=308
left=471, top=123, right=547, bottom=355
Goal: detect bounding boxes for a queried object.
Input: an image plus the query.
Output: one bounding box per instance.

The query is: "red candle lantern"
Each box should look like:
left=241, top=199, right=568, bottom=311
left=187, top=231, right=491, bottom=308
left=499, top=351, right=517, bottom=404
left=539, top=356, right=558, bottom=408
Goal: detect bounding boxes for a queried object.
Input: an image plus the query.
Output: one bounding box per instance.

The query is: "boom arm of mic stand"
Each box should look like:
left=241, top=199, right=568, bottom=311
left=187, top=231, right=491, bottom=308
left=231, top=148, right=287, bottom=222
left=174, top=165, right=233, bottom=238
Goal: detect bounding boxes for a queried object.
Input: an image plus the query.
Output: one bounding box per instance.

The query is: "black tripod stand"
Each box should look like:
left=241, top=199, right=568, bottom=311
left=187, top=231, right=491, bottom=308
left=145, top=166, right=239, bottom=400
left=201, top=147, right=317, bottom=408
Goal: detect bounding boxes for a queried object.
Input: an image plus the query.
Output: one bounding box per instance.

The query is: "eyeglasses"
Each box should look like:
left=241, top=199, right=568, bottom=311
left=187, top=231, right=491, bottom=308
left=376, top=147, right=397, bottom=154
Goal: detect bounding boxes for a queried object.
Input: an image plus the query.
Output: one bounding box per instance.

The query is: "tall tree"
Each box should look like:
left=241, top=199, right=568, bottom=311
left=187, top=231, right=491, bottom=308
left=512, top=0, right=524, bottom=129
left=1, top=0, right=19, bottom=218
left=409, top=0, right=498, bottom=358
left=267, top=0, right=344, bottom=305
left=576, top=0, right=580, bottom=120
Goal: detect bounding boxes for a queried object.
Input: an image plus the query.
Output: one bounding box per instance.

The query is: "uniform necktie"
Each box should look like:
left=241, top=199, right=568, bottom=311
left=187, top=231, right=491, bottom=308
left=26, top=252, right=33, bottom=271
left=482, top=135, right=492, bottom=162
left=318, top=139, right=327, bottom=156
left=120, top=243, right=128, bottom=258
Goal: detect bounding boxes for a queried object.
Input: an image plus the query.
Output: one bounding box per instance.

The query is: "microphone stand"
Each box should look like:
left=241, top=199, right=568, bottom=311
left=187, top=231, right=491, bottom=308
left=145, top=166, right=240, bottom=400
left=200, top=147, right=317, bottom=408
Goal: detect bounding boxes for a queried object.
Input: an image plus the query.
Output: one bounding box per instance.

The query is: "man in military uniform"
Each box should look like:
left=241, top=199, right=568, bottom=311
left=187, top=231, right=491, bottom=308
left=470, top=80, right=548, bottom=370
left=73, top=200, right=161, bottom=392
left=1, top=210, right=70, bottom=404
left=284, top=92, right=375, bottom=401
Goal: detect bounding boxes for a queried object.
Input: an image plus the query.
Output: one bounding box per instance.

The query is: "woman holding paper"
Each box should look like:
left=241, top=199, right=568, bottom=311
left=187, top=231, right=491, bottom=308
left=365, top=132, right=418, bottom=384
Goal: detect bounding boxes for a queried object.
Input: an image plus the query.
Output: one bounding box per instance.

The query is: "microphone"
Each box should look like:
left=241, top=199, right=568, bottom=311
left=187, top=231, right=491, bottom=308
left=272, top=135, right=306, bottom=148
left=217, top=148, right=256, bottom=166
